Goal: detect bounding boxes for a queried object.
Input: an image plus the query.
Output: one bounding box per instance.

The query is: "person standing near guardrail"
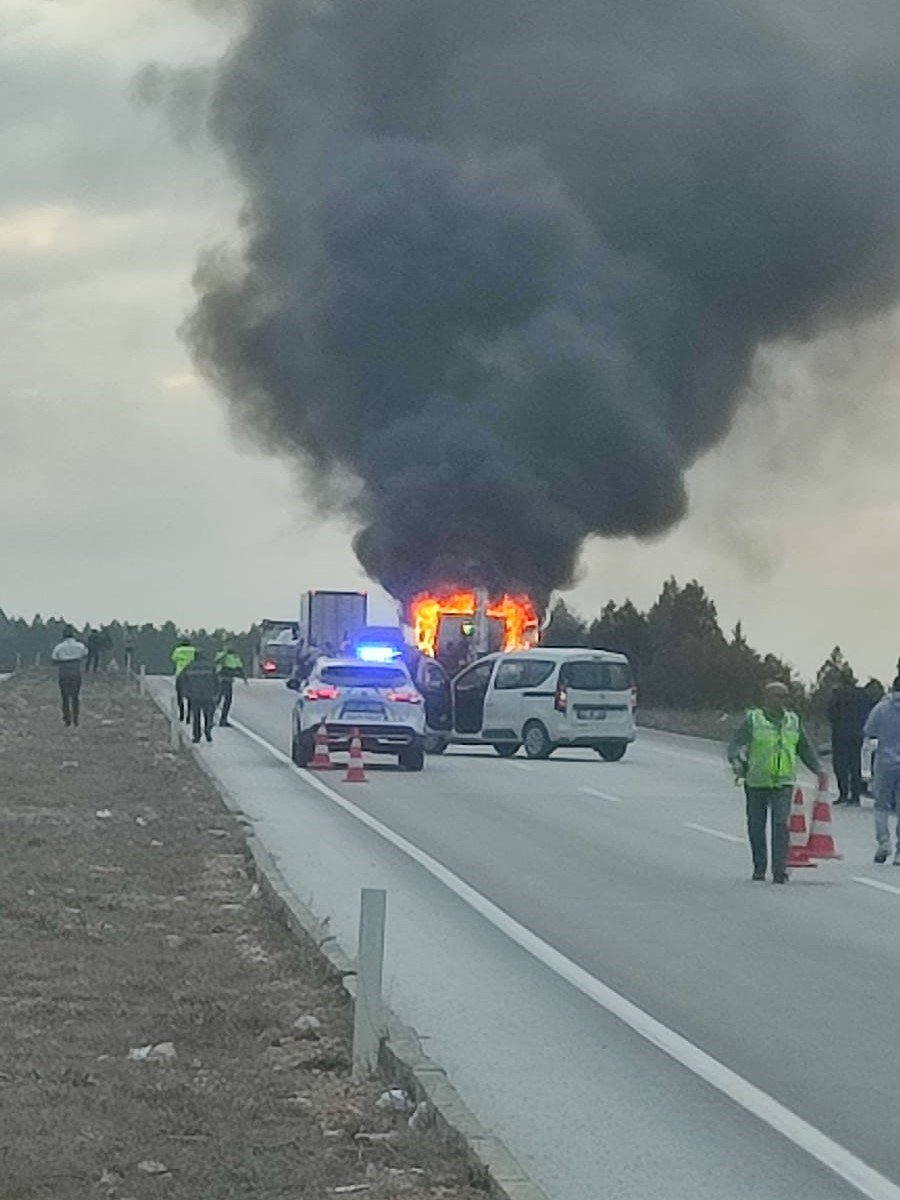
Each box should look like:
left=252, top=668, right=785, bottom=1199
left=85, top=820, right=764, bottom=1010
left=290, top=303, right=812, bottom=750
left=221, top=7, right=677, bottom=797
left=171, top=636, right=197, bottom=724
left=863, top=677, right=900, bottom=864
left=51, top=626, right=88, bottom=727
left=828, top=668, right=868, bottom=807
left=180, top=649, right=218, bottom=744
left=728, top=681, right=828, bottom=884
left=214, top=645, right=247, bottom=727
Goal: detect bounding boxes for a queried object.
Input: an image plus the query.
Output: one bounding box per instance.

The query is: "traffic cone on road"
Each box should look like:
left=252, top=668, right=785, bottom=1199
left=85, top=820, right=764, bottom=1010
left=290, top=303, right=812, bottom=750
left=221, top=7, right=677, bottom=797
left=787, top=786, right=817, bottom=868
left=343, top=729, right=367, bottom=783
left=310, top=722, right=334, bottom=771
left=806, top=794, right=843, bottom=861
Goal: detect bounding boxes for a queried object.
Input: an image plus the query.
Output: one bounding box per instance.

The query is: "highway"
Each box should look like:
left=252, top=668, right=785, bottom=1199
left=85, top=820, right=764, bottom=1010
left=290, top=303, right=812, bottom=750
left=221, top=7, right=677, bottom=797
left=151, top=677, right=900, bottom=1200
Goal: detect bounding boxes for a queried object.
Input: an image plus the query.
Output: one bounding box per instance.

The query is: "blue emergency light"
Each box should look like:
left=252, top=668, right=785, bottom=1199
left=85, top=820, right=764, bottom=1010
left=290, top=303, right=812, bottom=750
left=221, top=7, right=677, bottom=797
left=356, top=644, right=401, bottom=663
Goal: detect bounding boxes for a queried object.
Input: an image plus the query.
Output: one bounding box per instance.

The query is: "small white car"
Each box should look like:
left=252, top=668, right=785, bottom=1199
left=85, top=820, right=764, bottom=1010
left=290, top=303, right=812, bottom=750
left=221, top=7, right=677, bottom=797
left=446, top=647, right=637, bottom=759
left=290, top=657, right=426, bottom=771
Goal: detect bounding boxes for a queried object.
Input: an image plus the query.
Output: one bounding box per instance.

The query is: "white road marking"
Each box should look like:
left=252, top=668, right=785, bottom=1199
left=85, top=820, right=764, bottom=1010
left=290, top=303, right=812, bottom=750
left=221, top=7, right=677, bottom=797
left=578, top=786, right=623, bottom=804
left=853, top=876, right=900, bottom=898
left=684, top=822, right=744, bottom=845
left=508, top=761, right=535, bottom=772
left=231, top=717, right=900, bottom=1200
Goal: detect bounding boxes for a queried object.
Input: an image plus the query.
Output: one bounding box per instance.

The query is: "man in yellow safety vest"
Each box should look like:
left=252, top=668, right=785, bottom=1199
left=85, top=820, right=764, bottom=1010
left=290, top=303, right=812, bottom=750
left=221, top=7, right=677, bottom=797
left=171, top=637, right=197, bottom=724
left=728, top=681, right=828, bottom=884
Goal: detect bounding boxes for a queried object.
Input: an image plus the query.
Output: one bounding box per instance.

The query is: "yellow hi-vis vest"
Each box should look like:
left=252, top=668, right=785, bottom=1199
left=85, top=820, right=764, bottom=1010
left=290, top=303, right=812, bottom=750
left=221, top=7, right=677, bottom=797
left=171, top=644, right=197, bottom=676
left=746, top=708, right=800, bottom=788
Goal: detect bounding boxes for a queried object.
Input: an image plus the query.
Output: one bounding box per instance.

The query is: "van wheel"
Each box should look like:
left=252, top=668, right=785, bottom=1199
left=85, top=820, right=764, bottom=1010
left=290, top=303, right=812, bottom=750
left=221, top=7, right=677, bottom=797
left=423, top=733, right=449, bottom=755
left=292, top=730, right=314, bottom=767
left=523, top=722, right=553, bottom=760
left=399, top=746, right=425, bottom=772
left=492, top=743, right=521, bottom=758
left=597, top=742, right=627, bottom=762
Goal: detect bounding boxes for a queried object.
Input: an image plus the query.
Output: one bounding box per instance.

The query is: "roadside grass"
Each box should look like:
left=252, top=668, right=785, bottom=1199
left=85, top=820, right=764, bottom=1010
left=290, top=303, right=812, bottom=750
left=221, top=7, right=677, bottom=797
left=0, top=672, right=487, bottom=1200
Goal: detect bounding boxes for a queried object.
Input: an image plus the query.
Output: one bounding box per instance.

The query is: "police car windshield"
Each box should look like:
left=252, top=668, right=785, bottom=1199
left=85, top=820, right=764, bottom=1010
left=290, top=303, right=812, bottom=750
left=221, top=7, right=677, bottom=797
left=320, top=665, right=409, bottom=689
left=560, top=661, right=633, bottom=691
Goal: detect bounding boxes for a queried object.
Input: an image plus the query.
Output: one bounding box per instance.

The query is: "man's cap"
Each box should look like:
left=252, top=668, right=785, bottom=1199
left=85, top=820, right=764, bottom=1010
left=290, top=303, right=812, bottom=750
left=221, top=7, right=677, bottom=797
left=763, top=681, right=789, bottom=696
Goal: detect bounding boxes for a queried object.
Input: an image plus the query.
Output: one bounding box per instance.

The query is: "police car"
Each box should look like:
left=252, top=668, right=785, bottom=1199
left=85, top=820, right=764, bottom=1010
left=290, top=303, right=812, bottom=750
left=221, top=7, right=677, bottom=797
left=289, top=655, right=427, bottom=771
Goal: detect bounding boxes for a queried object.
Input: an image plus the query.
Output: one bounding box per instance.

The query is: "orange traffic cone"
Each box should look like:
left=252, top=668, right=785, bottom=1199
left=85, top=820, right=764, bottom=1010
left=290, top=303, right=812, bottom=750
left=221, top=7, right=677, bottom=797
left=806, top=794, right=843, bottom=861
left=310, top=722, right=334, bottom=771
left=343, top=729, right=367, bottom=783
left=787, top=786, right=817, bottom=868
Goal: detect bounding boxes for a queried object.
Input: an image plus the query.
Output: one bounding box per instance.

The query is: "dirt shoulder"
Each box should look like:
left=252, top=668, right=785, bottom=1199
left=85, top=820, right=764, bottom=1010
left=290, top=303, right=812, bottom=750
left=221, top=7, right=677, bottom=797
left=0, top=671, right=487, bottom=1200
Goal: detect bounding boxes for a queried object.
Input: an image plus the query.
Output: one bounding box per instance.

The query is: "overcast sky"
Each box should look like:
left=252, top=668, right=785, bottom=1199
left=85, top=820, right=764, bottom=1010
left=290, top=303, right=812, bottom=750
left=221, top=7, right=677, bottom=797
left=3, top=0, right=900, bottom=682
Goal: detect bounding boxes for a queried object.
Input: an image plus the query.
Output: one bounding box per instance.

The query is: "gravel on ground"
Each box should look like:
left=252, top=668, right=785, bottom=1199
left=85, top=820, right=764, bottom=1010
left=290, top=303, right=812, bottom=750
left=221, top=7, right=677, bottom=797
left=0, top=671, right=488, bottom=1200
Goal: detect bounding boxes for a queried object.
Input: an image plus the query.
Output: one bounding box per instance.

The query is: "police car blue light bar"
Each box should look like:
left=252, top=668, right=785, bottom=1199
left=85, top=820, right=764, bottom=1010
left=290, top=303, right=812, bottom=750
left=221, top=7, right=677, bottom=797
left=356, top=644, right=401, bottom=663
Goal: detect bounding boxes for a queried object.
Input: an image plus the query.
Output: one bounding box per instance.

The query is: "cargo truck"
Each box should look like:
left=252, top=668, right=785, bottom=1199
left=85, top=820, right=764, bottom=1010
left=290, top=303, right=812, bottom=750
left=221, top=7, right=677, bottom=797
left=299, top=590, right=368, bottom=655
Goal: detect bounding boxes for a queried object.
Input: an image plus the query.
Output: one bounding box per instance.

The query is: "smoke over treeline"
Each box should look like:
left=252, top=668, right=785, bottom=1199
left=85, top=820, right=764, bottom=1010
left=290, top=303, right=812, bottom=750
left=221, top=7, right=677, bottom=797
left=185, top=0, right=900, bottom=603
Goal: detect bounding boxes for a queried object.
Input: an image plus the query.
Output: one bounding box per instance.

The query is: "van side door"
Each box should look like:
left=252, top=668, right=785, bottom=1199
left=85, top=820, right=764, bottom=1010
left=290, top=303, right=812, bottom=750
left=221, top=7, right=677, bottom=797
left=452, top=659, right=496, bottom=735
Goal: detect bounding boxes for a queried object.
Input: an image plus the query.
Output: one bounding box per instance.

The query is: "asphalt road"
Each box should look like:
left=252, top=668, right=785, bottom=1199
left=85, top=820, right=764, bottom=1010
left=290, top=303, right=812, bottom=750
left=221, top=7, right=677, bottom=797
left=152, top=678, right=900, bottom=1200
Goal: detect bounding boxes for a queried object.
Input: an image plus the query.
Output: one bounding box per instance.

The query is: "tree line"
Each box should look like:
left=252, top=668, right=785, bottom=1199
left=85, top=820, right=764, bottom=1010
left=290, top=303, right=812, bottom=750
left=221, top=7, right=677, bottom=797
left=1, top=579, right=885, bottom=715
left=0, top=613, right=257, bottom=676
left=543, top=578, right=885, bottom=717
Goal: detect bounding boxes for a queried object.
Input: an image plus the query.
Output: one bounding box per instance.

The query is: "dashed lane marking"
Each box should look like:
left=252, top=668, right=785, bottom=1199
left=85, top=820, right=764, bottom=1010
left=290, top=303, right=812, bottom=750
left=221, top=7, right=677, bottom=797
left=853, top=876, right=900, bottom=898
left=231, top=715, right=900, bottom=1200
left=684, top=822, right=744, bottom=845
left=578, top=786, right=623, bottom=803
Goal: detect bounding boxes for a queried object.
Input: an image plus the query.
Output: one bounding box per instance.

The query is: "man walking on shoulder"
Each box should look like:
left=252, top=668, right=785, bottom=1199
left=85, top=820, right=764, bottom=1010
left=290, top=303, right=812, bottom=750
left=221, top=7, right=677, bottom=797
left=863, top=678, right=900, bottom=864
left=180, top=650, right=218, bottom=744
left=171, top=637, right=197, bottom=724
left=729, top=681, right=828, bottom=884
left=214, top=645, right=246, bottom=727
left=51, top=626, right=88, bottom=727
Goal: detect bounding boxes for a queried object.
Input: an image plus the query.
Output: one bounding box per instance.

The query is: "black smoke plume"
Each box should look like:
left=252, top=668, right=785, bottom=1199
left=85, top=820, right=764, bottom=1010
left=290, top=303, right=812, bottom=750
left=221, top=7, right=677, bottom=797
left=185, top=0, right=900, bottom=603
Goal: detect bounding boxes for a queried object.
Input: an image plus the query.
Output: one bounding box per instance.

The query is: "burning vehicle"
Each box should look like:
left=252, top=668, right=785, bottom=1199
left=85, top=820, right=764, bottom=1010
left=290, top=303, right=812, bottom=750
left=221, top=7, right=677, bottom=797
left=407, top=589, right=540, bottom=676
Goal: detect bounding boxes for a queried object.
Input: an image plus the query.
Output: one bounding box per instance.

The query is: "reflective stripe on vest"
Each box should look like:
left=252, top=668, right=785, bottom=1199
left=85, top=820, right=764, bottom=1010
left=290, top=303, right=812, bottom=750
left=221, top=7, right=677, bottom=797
left=746, top=708, right=800, bottom=788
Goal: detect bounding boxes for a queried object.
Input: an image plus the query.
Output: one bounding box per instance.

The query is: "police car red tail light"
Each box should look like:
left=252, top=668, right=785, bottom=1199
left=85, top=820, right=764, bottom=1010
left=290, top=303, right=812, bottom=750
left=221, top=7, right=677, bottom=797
left=631, top=685, right=638, bottom=709
left=262, top=659, right=277, bottom=673
left=304, top=684, right=340, bottom=701
left=386, top=688, right=423, bottom=704
left=554, top=685, right=568, bottom=714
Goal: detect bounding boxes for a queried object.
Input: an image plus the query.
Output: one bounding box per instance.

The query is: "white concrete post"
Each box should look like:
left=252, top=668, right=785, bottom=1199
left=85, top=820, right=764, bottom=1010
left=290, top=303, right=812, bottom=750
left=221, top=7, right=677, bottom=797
left=352, top=888, right=387, bottom=1080
left=34, top=651, right=41, bottom=667
left=15, top=652, right=21, bottom=671
left=138, top=664, right=146, bottom=695
left=169, top=694, right=180, bottom=750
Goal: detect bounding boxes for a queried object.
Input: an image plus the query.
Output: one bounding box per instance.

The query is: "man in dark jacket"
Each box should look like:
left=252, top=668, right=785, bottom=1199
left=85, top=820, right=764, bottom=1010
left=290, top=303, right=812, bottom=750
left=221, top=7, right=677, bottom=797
left=827, top=669, right=867, bottom=806
left=180, top=650, right=218, bottom=744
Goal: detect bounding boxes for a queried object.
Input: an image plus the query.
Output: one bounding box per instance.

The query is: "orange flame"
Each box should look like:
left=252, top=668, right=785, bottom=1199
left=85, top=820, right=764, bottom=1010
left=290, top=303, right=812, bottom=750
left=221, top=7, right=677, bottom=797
left=409, top=590, right=539, bottom=658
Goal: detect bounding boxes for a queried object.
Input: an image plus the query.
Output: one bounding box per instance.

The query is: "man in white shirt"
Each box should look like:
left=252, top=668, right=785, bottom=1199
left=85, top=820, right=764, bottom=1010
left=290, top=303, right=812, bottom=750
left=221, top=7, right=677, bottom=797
left=51, top=626, right=88, bottom=727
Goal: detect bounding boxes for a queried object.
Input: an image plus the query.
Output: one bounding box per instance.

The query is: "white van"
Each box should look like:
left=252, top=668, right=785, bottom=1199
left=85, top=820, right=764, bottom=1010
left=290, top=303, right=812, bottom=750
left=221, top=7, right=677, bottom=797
left=447, top=647, right=637, bottom=760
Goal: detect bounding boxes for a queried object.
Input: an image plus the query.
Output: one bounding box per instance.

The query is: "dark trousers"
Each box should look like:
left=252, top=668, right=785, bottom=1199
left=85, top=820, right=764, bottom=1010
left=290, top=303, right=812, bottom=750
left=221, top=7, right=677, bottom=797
left=745, top=786, right=791, bottom=877
left=833, top=735, right=863, bottom=803
left=218, top=679, right=234, bottom=723
left=191, top=702, right=215, bottom=742
left=85, top=649, right=101, bottom=673
left=176, top=676, right=191, bottom=723
left=59, top=676, right=82, bottom=726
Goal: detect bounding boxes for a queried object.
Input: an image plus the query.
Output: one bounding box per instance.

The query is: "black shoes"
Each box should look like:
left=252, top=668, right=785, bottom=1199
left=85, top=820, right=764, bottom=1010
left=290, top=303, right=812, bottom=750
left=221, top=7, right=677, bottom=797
left=773, top=873, right=789, bottom=884
left=219, top=720, right=231, bottom=728
left=875, top=848, right=889, bottom=864
left=192, top=737, right=201, bottom=744
left=752, top=871, right=766, bottom=881
left=205, top=734, right=213, bottom=743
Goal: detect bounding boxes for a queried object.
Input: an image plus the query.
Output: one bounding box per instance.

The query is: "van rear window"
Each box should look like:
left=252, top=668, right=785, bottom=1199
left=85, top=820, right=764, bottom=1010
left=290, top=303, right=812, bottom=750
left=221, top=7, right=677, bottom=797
left=560, top=661, right=632, bottom=691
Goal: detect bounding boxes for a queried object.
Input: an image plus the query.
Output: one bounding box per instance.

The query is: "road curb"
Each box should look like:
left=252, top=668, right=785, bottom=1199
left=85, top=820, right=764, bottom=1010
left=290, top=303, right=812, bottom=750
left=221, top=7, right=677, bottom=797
left=146, top=683, right=550, bottom=1200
